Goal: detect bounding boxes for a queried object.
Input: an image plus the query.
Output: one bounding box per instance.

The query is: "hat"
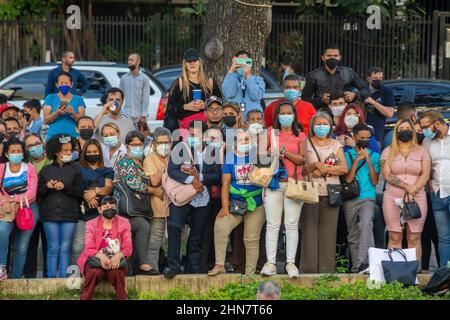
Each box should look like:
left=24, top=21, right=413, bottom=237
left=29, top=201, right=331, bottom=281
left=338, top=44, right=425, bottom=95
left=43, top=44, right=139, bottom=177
left=0, top=103, right=20, bottom=115
left=183, top=48, right=200, bottom=62
left=205, top=95, right=223, bottom=109
left=100, top=195, right=117, bottom=205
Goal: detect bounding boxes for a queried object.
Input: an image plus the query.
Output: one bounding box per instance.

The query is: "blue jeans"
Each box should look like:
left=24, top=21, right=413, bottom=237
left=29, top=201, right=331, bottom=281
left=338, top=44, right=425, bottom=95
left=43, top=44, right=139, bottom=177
left=0, top=202, right=39, bottom=278
left=43, top=221, right=77, bottom=278
left=430, top=192, right=450, bottom=267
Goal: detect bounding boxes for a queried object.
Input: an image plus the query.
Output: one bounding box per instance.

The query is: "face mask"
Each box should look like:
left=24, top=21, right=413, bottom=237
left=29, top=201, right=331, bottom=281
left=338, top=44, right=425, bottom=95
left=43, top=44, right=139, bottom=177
left=423, top=126, right=437, bottom=140
left=206, top=141, right=222, bottom=148
left=102, top=208, right=117, bottom=220
left=103, top=135, right=119, bottom=148
left=279, top=114, right=295, bottom=128
left=313, top=125, right=331, bottom=138
left=248, top=123, right=263, bottom=135
left=284, top=89, right=299, bottom=101
left=130, top=146, right=144, bottom=159
left=71, top=151, right=80, bottom=161
left=397, top=130, right=413, bottom=143
left=371, top=80, right=382, bottom=90
left=416, top=132, right=425, bottom=145
left=356, top=139, right=370, bottom=149
left=236, top=68, right=244, bottom=77
left=86, top=154, right=100, bottom=164
left=28, top=144, right=44, bottom=159
left=344, top=114, right=359, bottom=129
left=61, top=154, right=72, bottom=163
left=24, top=113, right=31, bottom=122
left=325, top=58, right=339, bottom=70
left=187, top=136, right=201, bottom=149
left=156, top=143, right=171, bottom=157
left=237, top=143, right=251, bottom=154
left=8, top=153, right=23, bottom=165
left=8, top=132, right=18, bottom=140
left=223, top=115, right=237, bottom=128
left=58, top=85, right=71, bottom=96
left=330, top=105, right=346, bottom=117
left=79, top=128, right=94, bottom=140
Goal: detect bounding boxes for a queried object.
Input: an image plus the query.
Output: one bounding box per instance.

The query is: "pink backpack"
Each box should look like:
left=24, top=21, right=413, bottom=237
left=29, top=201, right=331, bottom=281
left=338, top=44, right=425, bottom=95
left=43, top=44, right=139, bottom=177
left=16, top=197, right=34, bottom=231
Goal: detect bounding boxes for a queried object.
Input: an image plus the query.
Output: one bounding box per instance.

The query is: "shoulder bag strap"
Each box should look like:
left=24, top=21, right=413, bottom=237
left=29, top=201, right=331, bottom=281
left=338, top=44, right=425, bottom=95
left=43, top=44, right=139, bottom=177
left=308, top=137, right=328, bottom=182
left=301, top=140, right=315, bottom=186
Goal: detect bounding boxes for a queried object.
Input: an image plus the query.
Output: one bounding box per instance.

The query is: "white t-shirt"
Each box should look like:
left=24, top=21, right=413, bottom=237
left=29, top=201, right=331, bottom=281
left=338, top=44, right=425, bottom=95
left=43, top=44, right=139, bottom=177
left=102, top=143, right=127, bottom=169
left=3, top=162, right=28, bottom=195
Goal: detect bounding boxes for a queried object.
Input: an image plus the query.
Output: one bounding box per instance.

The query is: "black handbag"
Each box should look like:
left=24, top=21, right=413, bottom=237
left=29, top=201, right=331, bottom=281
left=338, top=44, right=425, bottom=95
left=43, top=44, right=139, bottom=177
left=381, top=248, right=418, bottom=286
left=401, top=193, right=422, bottom=221
left=342, top=152, right=367, bottom=200
left=423, top=264, right=450, bottom=295
left=229, top=199, right=247, bottom=216
left=87, top=256, right=129, bottom=269
left=114, top=180, right=153, bottom=219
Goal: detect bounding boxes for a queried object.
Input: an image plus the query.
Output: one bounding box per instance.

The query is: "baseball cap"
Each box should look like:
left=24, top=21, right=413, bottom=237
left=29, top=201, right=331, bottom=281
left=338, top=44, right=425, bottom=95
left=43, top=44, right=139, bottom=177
left=205, top=96, right=224, bottom=109
left=183, top=48, right=200, bottom=62
left=0, top=103, right=20, bottom=115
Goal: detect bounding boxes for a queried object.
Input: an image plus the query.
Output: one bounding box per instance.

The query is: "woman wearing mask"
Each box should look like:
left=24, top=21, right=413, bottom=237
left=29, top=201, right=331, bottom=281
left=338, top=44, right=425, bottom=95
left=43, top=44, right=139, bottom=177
left=43, top=72, right=86, bottom=141
left=114, top=130, right=154, bottom=275
left=221, top=102, right=244, bottom=143
left=334, top=103, right=380, bottom=153
left=38, top=134, right=84, bottom=278
left=164, top=48, right=222, bottom=132
left=381, top=120, right=430, bottom=266
left=25, top=134, right=52, bottom=173
left=208, top=129, right=265, bottom=276
left=143, top=127, right=172, bottom=275
left=71, top=139, right=114, bottom=265
left=299, top=112, right=348, bottom=273
left=0, top=138, right=38, bottom=280
left=100, top=123, right=127, bottom=169
left=261, top=100, right=306, bottom=278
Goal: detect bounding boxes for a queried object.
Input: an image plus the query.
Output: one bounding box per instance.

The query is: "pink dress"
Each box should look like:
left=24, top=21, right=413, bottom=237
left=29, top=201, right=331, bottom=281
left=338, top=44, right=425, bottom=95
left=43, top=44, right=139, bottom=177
left=381, top=146, right=430, bottom=233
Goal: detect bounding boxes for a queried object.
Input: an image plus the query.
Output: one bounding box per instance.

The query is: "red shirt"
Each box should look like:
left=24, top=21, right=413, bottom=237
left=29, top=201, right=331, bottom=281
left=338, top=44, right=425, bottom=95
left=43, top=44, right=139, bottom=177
left=265, top=98, right=316, bottom=134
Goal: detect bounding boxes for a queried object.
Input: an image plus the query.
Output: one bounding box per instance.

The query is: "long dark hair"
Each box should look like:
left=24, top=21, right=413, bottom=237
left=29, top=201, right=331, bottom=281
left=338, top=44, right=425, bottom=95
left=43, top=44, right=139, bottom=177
left=2, top=138, right=28, bottom=163
left=80, top=139, right=105, bottom=168
left=273, top=99, right=301, bottom=136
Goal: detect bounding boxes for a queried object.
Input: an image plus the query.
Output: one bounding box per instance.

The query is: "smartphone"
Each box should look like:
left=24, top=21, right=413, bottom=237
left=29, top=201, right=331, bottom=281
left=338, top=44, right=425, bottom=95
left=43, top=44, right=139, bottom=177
left=235, top=58, right=253, bottom=68
left=59, top=101, right=68, bottom=109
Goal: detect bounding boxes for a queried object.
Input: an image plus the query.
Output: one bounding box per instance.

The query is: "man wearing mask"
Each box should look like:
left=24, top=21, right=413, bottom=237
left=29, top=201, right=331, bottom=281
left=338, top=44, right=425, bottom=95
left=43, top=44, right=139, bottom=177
left=23, top=99, right=43, bottom=135
left=94, top=87, right=136, bottom=145
left=119, top=53, right=151, bottom=125
left=328, top=94, right=347, bottom=125
left=204, top=96, right=224, bottom=129
left=302, top=44, right=370, bottom=110
left=76, top=116, right=95, bottom=149
left=45, top=50, right=89, bottom=97
left=265, top=74, right=316, bottom=133
left=5, top=117, right=24, bottom=141
left=364, top=67, right=395, bottom=143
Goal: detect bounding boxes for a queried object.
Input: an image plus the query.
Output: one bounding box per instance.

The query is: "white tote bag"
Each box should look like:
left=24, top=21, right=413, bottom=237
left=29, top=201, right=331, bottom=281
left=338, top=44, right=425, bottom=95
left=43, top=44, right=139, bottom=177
left=368, top=247, right=419, bottom=285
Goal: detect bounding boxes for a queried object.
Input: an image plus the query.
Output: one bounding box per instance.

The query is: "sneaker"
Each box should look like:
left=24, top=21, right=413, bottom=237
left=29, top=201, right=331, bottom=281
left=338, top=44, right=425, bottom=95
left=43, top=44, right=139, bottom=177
left=260, top=263, right=277, bottom=277
left=0, top=267, right=7, bottom=281
left=286, top=263, right=300, bottom=278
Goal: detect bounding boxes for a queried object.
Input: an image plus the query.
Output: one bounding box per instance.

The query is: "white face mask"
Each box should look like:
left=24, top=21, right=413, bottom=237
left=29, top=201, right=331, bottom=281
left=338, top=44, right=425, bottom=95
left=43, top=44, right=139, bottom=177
left=248, top=123, right=263, bottom=135
left=61, top=154, right=72, bottom=163
left=344, top=114, right=359, bottom=129
left=156, top=143, right=171, bottom=157
left=330, top=104, right=346, bottom=117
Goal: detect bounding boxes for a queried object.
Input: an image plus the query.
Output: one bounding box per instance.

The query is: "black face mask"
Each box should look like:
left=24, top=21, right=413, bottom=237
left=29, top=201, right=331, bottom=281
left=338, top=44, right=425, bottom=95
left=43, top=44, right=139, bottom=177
left=397, top=130, right=413, bottom=143
left=416, top=132, right=425, bottom=145
left=7, top=132, right=18, bottom=140
left=79, top=128, right=94, bottom=140
left=325, top=58, right=339, bottom=70
left=24, top=113, right=31, bottom=122
left=86, top=154, right=100, bottom=164
left=371, top=80, right=382, bottom=90
left=223, top=115, right=237, bottom=128
left=102, top=208, right=117, bottom=220
left=356, top=139, right=370, bottom=150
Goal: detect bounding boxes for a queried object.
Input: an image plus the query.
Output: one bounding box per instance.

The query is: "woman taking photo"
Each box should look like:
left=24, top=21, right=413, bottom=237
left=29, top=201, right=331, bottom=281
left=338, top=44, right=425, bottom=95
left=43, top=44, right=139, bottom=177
left=43, top=72, right=86, bottom=141
left=0, top=138, right=38, bottom=280
left=100, top=123, right=127, bottom=169
left=299, top=111, right=347, bottom=273
left=260, top=100, right=306, bottom=278
left=381, top=120, right=430, bottom=266
left=164, top=48, right=222, bottom=132
left=38, top=134, right=84, bottom=278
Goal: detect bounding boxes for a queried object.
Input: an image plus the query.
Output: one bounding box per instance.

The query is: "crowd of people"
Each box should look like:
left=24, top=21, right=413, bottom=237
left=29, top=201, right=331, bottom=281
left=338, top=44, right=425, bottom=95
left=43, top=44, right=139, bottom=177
left=0, top=44, right=448, bottom=300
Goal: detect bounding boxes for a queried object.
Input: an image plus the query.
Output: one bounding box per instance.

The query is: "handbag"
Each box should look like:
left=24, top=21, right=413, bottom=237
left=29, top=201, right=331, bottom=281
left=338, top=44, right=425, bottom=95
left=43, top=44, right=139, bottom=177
left=308, top=138, right=342, bottom=206
left=286, top=142, right=319, bottom=204
left=342, top=152, right=367, bottom=200
left=0, top=164, right=18, bottom=222
left=381, top=248, right=418, bottom=286
left=249, top=155, right=278, bottom=188
left=86, top=256, right=129, bottom=269
left=229, top=199, right=248, bottom=216
left=15, top=196, right=34, bottom=231
left=401, top=193, right=422, bottom=221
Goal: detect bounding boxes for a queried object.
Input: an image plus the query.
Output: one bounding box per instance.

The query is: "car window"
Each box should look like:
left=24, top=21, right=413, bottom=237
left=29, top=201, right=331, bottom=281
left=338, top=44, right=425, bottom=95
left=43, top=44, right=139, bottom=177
left=118, top=72, right=156, bottom=95
left=260, top=69, right=280, bottom=92
left=388, top=85, right=406, bottom=106
left=413, top=84, right=450, bottom=107
left=155, top=70, right=181, bottom=90
left=0, top=70, right=50, bottom=101
left=79, top=70, right=110, bottom=99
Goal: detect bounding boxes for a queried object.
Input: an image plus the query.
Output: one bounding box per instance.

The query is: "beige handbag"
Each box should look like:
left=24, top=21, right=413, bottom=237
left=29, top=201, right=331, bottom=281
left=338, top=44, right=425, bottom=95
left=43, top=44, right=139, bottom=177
left=285, top=143, right=319, bottom=204
left=248, top=155, right=278, bottom=188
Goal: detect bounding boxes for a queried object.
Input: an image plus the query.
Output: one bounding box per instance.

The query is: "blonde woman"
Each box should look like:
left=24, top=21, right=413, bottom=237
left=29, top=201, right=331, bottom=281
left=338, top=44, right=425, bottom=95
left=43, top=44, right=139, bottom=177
left=381, top=119, right=431, bottom=266
left=164, top=48, right=222, bottom=132
left=100, top=122, right=127, bottom=169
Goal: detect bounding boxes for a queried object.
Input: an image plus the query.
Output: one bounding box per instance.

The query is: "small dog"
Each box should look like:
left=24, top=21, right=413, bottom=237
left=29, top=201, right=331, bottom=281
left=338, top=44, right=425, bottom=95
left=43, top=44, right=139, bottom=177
left=102, top=238, right=120, bottom=258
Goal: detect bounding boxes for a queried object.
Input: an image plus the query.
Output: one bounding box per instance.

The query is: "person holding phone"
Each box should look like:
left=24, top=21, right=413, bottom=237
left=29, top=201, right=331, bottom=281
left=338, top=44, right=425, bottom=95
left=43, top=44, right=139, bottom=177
left=222, top=50, right=265, bottom=120
left=43, top=72, right=86, bottom=141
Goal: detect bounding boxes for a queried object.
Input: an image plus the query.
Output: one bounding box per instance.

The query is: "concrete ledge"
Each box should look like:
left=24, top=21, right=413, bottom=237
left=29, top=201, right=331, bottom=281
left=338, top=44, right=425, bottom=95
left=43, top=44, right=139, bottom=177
left=0, top=274, right=432, bottom=296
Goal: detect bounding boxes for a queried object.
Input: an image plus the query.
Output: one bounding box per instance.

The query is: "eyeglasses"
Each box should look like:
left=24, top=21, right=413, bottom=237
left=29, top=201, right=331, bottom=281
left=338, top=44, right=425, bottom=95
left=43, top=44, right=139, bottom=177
left=207, top=108, right=222, bottom=114
left=420, top=122, right=434, bottom=130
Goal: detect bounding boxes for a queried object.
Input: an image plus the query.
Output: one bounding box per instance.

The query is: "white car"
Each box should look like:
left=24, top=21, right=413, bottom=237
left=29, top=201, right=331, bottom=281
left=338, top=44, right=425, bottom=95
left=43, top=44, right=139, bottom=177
left=0, top=61, right=166, bottom=131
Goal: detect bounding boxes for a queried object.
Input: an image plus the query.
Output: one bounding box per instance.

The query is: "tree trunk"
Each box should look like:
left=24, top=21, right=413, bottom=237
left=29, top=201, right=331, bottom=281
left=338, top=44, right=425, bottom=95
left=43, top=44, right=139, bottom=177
left=200, top=0, right=272, bottom=83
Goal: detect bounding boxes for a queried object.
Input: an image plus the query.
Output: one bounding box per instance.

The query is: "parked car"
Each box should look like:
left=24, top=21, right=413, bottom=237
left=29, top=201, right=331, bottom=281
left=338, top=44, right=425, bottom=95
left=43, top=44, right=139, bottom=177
left=153, top=65, right=284, bottom=107
left=0, top=61, right=166, bottom=132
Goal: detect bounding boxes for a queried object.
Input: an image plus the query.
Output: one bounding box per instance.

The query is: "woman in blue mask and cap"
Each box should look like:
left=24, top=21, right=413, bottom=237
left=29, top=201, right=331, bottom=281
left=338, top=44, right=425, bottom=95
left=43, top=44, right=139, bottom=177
left=43, top=72, right=86, bottom=142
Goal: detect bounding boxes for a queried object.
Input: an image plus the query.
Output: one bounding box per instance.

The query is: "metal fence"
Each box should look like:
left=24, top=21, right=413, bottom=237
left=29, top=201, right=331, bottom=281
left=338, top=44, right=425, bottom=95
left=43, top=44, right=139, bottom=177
left=0, top=14, right=435, bottom=81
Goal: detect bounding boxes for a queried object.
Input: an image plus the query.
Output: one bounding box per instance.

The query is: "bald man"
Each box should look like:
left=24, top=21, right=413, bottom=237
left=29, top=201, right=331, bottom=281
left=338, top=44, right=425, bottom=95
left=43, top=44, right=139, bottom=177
left=119, top=53, right=151, bottom=124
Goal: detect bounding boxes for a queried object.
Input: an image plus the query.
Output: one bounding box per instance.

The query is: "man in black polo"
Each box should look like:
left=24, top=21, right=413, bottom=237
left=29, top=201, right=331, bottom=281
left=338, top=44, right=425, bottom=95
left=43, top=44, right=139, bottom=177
left=302, top=44, right=370, bottom=111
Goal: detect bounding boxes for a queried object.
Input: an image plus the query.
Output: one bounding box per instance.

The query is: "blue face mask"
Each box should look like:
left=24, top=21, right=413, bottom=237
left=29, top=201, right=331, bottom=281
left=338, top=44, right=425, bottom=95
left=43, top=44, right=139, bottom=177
left=313, top=125, right=331, bottom=138
left=423, top=127, right=437, bottom=140
left=236, top=68, right=244, bottom=78
left=9, top=153, right=23, bottom=165
left=58, top=85, right=71, bottom=96
left=237, top=143, right=251, bottom=154
left=279, top=114, right=295, bottom=128
left=28, top=144, right=44, bottom=159
left=187, top=136, right=201, bottom=149
left=284, top=89, right=300, bottom=101
left=130, top=146, right=144, bottom=159
left=71, top=151, right=80, bottom=161
left=103, top=135, right=119, bottom=148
